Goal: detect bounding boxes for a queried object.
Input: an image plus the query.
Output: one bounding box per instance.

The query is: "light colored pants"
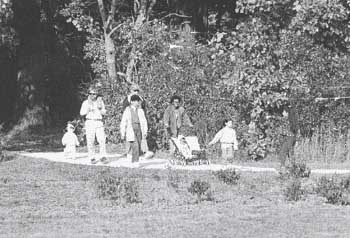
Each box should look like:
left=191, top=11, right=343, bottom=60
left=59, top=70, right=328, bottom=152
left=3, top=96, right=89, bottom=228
left=85, top=120, right=106, bottom=160
left=221, top=143, right=234, bottom=160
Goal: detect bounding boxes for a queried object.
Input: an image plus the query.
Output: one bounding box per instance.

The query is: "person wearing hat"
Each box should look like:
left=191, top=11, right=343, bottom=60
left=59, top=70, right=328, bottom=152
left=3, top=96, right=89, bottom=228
left=62, top=122, right=80, bottom=160
left=120, top=94, right=148, bottom=166
left=80, top=88, right=108, bottom=164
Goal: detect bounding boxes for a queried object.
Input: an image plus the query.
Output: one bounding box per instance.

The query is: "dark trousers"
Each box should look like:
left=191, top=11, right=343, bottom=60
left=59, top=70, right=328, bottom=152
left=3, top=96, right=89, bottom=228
left=278, top=135, right=296, bottom=167
left=128, top=123, right=142, bottom=163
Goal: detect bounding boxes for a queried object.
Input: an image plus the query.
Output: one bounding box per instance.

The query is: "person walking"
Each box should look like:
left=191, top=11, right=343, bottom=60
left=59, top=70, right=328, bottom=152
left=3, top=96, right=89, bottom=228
left=163, top=95, right=193, bottom=153
left=278, top=104, right=299, bottom=173
left=208, top=119, right=239, bottom=160
left=120, top=95, right=148, bottom=166
left=80, top=88, right=108, bottom=164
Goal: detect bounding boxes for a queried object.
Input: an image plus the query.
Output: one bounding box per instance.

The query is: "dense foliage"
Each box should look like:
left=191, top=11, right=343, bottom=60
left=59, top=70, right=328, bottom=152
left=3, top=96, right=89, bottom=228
left=3, top=0, right=350, bottom=159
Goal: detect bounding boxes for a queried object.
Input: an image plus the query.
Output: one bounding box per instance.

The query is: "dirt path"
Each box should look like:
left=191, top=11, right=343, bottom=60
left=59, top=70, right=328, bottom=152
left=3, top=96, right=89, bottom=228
left=18, top=151, right=350, bottom=174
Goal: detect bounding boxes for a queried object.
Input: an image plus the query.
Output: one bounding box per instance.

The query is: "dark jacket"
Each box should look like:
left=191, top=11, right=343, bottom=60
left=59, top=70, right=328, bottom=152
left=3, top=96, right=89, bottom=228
left=163, top=104, right=192, bottom=137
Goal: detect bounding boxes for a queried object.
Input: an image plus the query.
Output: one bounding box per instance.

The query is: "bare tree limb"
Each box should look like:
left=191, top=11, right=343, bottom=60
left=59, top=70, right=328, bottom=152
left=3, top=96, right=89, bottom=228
left=97, top=0, right=107, bottom=28
left=160, top=12, right=192, bottom=21
left=107, top=23, right=124, bottom=38
left=106, top=0, right=118, bottom=31
left=146, top=0, right=157, bottom=21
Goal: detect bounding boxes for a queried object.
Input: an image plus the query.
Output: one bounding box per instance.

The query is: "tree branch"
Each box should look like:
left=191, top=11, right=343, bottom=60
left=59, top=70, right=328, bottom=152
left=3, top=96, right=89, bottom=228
left=146, top=0, right=157, bottom=21
left=160, top=12, right=192, bottom=21
left=106, top=0, right=117, bottom=31
left=97, top=0, right=107, bottom=28
left=107, top=23, right=124, bottom=37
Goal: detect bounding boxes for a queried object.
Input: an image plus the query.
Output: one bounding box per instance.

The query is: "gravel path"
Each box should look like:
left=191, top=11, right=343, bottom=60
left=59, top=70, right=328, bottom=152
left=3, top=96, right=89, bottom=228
left=19, top=151, right=350, bottom=174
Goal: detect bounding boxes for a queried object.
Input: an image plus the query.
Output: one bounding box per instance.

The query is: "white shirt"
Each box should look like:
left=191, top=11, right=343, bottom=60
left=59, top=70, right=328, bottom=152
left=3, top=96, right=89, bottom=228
left=209, top=127, right=238, bottom=150
left=80, top=98, right=106, bottom=120
left=62, top=131, right=79, bottom=147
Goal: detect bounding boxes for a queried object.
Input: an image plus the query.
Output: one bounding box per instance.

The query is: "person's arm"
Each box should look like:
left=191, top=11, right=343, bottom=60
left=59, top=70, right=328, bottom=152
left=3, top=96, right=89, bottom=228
left=96, top=97, right=106, bottom=115
left=61, top=134, right=67, bottom=146
left=209, top=129, right=223, bottom=145
left=79, top=100, right=89, bottom=116
left=139, top=109, right=148, bottom=138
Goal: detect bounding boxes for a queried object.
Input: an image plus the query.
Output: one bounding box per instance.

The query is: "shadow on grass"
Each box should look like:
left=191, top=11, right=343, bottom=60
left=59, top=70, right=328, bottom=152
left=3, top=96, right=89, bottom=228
left=2, top=126, right=64, bottom=153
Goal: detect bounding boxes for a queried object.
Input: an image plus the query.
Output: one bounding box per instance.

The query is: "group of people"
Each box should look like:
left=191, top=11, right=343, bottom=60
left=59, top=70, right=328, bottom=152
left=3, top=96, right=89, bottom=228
left=62, top=83, right=240, bottom=165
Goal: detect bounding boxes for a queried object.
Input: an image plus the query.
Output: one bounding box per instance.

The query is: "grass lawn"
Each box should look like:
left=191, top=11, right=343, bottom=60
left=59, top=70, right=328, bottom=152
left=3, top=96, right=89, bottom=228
left=1, top=155, right=350, bottom=238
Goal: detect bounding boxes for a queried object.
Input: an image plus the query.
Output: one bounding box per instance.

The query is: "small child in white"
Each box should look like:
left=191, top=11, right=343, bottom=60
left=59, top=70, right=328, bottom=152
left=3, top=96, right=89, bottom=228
left=209, top=119, right=238, bottom=160
left=62, top=123, right=80, bottom=159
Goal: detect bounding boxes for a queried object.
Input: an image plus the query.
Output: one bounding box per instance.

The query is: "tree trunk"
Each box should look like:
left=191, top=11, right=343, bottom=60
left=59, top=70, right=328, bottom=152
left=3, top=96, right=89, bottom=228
left=3, top=0, right=51, bottom=139
left=126, top=0, right=156, bottom=83
left=104, top=32, right=117, bottom=81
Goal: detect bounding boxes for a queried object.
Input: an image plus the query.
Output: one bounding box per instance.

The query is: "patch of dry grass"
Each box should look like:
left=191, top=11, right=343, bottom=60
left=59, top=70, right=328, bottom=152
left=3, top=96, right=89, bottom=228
left=295, top=128, right=350, bottom=164
left=1, top=155, right=350, bottom=237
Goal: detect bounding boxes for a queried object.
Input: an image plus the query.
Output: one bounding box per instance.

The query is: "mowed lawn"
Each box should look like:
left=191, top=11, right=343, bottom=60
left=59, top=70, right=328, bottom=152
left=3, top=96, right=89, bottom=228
left=1, top=155, right=350, bottom=238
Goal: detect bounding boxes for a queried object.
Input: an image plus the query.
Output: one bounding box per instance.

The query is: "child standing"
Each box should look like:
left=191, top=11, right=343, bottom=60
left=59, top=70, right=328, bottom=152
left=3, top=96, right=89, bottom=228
left=208, top=119, right=238, bottom=160
left=62, top=123, right=80, bottom=159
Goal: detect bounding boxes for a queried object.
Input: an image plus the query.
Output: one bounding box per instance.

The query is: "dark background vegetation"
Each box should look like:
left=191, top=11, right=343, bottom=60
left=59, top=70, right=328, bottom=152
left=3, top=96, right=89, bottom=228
left=2, top=0, right=350, bottom=159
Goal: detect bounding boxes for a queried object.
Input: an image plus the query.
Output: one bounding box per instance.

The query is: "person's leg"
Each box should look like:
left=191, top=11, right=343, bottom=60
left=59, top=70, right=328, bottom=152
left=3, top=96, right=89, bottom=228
left=131, top=127, right=142, bottom=163
left=95, top=122, right=106, bottom=158
left=221, top=144, right=230, bottom=160
left=227, top=146, right=234, bottom=160
left=85, top=120, right=96, bottom=161
left=131, top=140, right=139, bottom=162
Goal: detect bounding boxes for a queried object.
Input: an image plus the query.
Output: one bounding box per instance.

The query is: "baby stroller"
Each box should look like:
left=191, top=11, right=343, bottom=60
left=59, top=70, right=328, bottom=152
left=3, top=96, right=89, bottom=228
left=169, top=135, right=209, bottom=165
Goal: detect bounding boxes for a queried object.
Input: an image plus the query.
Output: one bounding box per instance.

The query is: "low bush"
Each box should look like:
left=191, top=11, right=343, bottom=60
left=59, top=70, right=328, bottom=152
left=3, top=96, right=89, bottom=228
left=315, top=176, right=350, bottom=205
left=282, top=162, right=311, bottom=179
left=188, top=180, right=213, bottom=203
left=284, top=179, right=304, bottom=201
left=95, top=171, right=140, bottom=204
left=213, top=168, right=240, bottom=185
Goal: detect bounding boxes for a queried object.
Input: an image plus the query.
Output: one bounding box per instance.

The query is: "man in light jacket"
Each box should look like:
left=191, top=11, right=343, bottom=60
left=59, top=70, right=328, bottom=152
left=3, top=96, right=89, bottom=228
left=120, top=95, right=148, bottom=164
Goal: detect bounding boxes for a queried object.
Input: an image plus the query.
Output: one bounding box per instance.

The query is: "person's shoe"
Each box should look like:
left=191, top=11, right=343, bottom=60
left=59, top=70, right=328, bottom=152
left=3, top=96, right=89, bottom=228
left=100, top=157, right=109, bottom=164
left=91, top=158, right=98, bottom=164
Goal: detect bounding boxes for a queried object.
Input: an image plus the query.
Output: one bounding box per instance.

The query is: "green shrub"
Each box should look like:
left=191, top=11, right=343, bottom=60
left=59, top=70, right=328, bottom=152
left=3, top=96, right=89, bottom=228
left=95, top=171, right=140, bottom=204
left=284, top=179, right=304, bottom=201
left=188, top=180, right=213, bottom=203
left=213, top=168, right=240, bottom=185
left=315, top=176, right=350, bottom=205
left=285, top=162, right=311, bottom=178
